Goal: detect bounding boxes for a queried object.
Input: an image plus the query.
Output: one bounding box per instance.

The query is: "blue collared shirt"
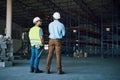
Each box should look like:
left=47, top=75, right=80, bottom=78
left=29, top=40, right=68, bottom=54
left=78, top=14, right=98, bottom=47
left=49, top=20, right=65, bottom=39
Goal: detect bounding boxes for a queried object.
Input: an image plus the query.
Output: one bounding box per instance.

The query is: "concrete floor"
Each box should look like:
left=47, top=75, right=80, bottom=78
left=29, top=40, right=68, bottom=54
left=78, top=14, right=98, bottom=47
left=0, top=55, right=120, bottom=80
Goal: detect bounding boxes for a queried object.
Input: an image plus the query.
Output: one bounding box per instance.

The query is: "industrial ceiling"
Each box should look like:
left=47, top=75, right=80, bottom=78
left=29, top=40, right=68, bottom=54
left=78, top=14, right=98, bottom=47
left=0, top=0, right=120, bottom=27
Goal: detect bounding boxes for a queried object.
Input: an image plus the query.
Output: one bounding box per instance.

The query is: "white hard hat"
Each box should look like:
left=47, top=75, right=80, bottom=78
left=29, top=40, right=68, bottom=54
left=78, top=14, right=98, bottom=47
left=53, top=12, right=61, bottom=19
left=33, top=17, right=40, bottom=23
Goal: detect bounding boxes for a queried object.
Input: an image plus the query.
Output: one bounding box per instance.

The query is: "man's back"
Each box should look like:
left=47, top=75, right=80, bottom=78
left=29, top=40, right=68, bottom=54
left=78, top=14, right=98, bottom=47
left=49, top=20, right=65, bottom=39
left=29, top=26, right=40, bottom=39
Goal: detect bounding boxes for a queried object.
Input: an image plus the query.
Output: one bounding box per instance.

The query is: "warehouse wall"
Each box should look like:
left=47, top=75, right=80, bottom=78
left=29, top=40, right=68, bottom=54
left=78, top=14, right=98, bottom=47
left=0, top=20, right=6, bottom=34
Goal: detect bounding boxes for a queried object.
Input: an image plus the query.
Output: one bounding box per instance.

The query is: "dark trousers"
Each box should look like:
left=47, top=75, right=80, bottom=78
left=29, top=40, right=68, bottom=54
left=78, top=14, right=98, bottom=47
left=46, top=39, right=62, bottom=72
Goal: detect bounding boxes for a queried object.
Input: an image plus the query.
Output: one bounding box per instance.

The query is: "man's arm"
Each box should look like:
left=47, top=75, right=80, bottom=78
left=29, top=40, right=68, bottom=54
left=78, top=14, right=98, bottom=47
left=40, top=36, right=44, bottom=44
left=62, top=24, right=65, bottom=37
left=39, top=28, right=44, bottom=44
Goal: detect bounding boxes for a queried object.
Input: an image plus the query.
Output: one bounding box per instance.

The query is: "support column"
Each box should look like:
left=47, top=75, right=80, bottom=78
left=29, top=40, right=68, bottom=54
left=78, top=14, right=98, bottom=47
left=100, top=0, right=103, bottom=58
left=6, top=0, right=12, bottom=38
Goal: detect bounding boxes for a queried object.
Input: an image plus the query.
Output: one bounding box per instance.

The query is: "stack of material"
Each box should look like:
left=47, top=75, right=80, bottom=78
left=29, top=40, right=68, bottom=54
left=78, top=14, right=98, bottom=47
left=73, top=50, right=88, bottom=58
left=0, top=35, right=13, bottom=67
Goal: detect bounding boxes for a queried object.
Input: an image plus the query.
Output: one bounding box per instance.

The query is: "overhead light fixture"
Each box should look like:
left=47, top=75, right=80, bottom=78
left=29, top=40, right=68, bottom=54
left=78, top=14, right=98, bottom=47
left=76, top=40, right=78, bottom=42
left=73, top=30, right=77, bottom=33
left=106, top=28, right=110, bottom=31
left=76, top=44, right=78, bottom=46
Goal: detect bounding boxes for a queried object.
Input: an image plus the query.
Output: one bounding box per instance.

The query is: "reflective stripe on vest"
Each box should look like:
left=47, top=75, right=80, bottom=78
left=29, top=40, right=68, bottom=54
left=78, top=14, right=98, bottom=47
left=29, top=26, right=42, bottom=46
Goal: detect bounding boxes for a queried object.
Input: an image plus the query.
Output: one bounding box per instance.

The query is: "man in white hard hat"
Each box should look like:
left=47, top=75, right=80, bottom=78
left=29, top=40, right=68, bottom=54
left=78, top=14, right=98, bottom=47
left=29, top=17, right=44, bottom=73
left=46, top=12, right=65, bottom=74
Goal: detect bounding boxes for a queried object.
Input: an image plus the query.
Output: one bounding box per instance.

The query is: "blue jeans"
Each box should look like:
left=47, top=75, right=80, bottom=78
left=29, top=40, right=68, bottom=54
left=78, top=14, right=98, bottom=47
left=30, top=46, right=41, bottom=69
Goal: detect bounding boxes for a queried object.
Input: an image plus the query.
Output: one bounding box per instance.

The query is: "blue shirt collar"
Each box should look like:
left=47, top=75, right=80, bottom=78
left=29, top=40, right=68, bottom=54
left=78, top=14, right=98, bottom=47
left=54, top=20, right=59, bottom=22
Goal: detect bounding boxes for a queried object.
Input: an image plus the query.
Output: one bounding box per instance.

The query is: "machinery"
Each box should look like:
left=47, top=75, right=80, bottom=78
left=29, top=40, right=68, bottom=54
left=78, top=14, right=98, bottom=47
left=0, top=35, right=13, bottom=66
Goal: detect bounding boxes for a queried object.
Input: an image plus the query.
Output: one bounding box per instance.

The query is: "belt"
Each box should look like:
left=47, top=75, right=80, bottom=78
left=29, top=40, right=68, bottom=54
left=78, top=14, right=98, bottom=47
left=50, top=38, right=61, bottom=40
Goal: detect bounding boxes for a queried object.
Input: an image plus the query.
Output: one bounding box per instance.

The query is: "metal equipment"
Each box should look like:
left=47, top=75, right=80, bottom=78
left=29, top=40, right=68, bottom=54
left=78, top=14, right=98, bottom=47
left=0, top=35, right=13, bottom=63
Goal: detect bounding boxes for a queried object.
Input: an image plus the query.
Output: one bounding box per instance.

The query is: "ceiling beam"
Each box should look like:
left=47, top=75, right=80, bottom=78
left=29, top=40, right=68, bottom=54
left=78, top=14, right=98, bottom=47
left=40, top=0, right=62, bottom=13
left=74, top=0, right=98, bottom=23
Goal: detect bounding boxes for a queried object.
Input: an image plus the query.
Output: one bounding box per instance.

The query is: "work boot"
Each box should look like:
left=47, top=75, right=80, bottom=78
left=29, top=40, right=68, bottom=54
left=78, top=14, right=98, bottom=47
left=46, top=67, right=51, bottom=74
left=30, top=67, right=34, bottom=73
left=46, top=70, right=50, bottom=74
left=34, top=68, right=43, bottom=73
left=57, top=70, right=64, bottom=74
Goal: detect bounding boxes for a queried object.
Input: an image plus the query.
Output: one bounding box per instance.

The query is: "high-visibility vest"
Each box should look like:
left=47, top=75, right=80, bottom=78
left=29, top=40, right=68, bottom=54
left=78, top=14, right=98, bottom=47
left=29, top=26, right=43, bottom=46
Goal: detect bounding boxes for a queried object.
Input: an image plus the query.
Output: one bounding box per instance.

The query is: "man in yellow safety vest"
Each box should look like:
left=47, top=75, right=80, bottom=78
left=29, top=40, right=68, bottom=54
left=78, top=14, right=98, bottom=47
left=29, top=17, right=44, bottom=73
